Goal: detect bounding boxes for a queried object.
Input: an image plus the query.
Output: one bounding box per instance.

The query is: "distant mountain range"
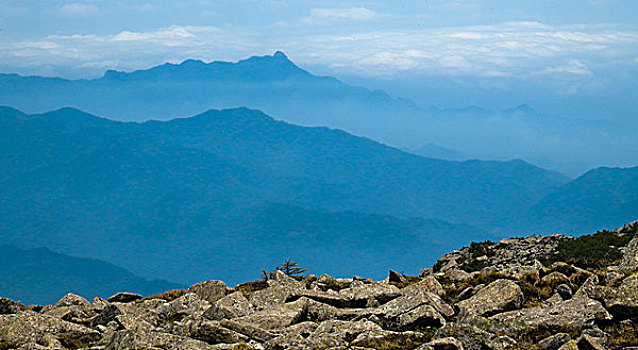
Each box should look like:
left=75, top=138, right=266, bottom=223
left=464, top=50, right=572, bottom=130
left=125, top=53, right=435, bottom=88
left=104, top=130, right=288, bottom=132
left=410, top=143, right=472, bottom=162
left=1, top=106, right=636, bottom=289
left=525, top=166, right=638, bottom=234
left=0, top=106, right=585, bottom=286
left=0, top=51, right=422, bottom=147
left=0, top=245, right=182, bottom=305
left=1, top=52, right=636, bottom=175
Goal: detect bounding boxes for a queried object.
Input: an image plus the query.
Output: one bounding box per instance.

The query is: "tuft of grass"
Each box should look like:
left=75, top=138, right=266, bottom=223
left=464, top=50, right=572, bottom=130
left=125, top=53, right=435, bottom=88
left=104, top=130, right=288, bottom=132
left=514, top=323, right=583, bottom=346
left=141, top=289, right=186, bottom=302
left=439, top=271, right=511, bottom=305
left=389, top=275, right=422, bottom=289
left=519, top=281, right=553, bottom=308
left=235, top=280, right=269, bottom=298
left=605, top=321, right=638, bottom=349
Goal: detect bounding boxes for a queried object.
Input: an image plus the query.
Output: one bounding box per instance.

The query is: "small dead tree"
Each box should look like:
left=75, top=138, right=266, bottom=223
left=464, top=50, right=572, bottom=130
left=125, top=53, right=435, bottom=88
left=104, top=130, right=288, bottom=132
left=277, top=259, right=308, bottom=277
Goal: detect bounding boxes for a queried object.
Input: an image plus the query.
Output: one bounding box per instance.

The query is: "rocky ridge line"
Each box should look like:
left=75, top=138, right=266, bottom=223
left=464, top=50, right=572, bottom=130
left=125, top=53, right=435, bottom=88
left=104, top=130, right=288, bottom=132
left=1, top=221, right=638, bottom=350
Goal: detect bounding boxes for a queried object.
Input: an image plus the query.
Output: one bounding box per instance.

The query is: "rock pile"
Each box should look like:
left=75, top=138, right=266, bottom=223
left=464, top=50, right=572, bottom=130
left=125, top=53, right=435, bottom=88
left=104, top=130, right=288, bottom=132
left=1, top=221, right=638, bottom=349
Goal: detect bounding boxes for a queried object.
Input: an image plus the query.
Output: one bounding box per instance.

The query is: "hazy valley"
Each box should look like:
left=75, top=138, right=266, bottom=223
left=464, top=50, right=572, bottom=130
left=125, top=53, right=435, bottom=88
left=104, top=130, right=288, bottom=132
left=2, top=52, right=636, bottom=176
left=1, top=102, right=637, bottom=304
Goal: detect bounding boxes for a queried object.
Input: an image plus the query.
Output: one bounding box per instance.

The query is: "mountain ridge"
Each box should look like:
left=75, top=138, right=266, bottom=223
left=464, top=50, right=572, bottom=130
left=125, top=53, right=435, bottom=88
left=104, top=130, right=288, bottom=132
left=2, top=52, right=635, bottom=176
left=0, top=245, right=182, bottom=305
left=0, top=106, right=573, bottom=286
left=101, top=51, right=316, bottom=83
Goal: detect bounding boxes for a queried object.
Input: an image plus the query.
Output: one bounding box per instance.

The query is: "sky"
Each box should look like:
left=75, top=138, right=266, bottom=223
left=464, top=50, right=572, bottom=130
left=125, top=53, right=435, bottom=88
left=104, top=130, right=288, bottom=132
left=1, top=0, right=637, bottom=117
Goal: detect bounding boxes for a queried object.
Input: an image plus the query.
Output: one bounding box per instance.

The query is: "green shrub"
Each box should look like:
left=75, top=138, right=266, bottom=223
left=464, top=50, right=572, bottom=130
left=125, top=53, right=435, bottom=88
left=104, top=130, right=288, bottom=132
left=459, top=260, right=488, bottom=273
left=468, top=241, right=495, bottom=258
left=554, top=230, right=635, bottom=268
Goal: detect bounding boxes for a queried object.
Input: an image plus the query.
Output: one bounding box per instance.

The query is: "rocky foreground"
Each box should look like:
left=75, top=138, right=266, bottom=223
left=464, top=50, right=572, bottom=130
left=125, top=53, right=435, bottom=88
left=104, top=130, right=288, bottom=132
left=2, top=222, right=638, bottom=350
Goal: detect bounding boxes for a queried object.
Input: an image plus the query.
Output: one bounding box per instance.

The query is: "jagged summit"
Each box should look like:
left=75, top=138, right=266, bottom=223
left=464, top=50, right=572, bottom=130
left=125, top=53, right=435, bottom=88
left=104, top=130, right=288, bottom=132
left=102, top=50, right=310, bottom=82
left=1, top=222, right=637, bottom=349
left=273, top=50, right=289, bottom=59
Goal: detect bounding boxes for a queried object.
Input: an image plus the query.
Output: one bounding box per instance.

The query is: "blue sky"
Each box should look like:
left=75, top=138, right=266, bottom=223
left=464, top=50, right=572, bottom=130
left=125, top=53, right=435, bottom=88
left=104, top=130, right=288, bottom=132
left=1, top=0, right=637, bottom=78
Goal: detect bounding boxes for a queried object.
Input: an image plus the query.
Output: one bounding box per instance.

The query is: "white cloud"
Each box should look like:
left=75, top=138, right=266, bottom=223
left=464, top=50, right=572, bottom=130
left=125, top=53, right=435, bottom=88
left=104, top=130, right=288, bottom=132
left=447, top=32, right=484, bottom=40
left=359, top=52, right=419, bottom=70
left=113, top=27, right=193, bottom=42
left=81, top=60, right=121, bottom=69
left=2, top=21, right=637, bottom=79
left=13, top=41, right=59, bottom=50
left=302, top=7, right=377, bottom=24
left=439, top=55, right=471, bottom=69
left=294, top=21, right=638, bottom=76
left=47, top=34, right=101, bottom=41
left=60, top=3, right=99, bottom=17
left=110, top=26, right=220, bottom=47
left=533, top=60, right=593, bottom=76
left=0, top=25, right=259, bottom=77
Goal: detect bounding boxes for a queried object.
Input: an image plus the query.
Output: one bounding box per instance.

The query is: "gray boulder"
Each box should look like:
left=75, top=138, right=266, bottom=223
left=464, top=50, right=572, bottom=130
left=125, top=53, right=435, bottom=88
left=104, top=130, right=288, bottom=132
left=426, top=337, right=464, bottom=350
left=0, top=312, right=100, bottom=348
left=232, top=297, right=307, bottom=331
left=619, top=222, right=638, bottom=270
left=187, top=280, right=232, bottom=304
left=351, top=330, right=431, bottom=350
left=456, top=279, right=523, bottom=318
left=181, top=318, right=250, bottom=345
left=0, top=298, right=26, bottom=315
left=338, top=282, right=401, bottom=307
left=107, top=292, right=142, bottom=303
left=488, top=295, right=611, bottom=334
left=537, top=333, right=571, bottom=350
left=487, top=335, right=517, bottom=350
left=603, top=273, right=638, bottom=319
left=104, top=328, right=220, bottom=350
left=157, top=292, right=212, bottom=319
left=204, top=291, right=252, bottom=320
left=434, top=323, right=492, bottom=350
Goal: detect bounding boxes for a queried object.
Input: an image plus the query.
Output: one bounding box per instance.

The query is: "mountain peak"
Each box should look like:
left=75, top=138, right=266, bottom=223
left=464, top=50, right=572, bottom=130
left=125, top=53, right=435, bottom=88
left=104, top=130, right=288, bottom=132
left=273, top=50, right=289, bottom=59
left=241, top=51, right=296, bottom=66
left=502, top=104, right=538, bottom=117
left=98, top=51, right=312, bottom=84
left=180, top=58, right=206, bottom=66
left=232, top=51, right=312, bottom=81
